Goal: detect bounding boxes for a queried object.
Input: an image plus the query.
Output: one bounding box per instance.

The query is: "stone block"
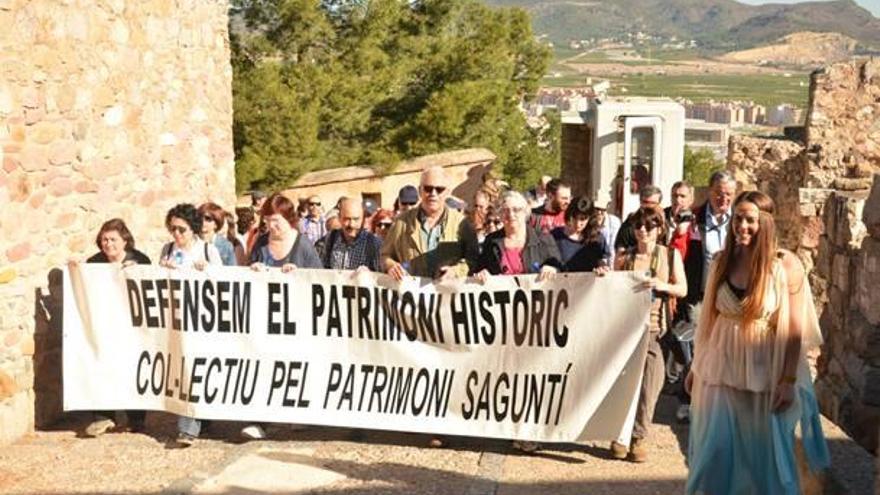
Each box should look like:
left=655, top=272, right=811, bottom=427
left=5, top=242, right=31, bottom=263
left=801, top=216, right=824, bottom=249
left=48, top=139, right=77, bottom=165
left=857, top=237, right=880, bottom=325
left=19, top=145, right=49, bottom=172
left=0, top=370, right=15, bottom=400
left=831, top=253, right=852, bottom=290
left=864, top=173, right=880, bottom=239
left=827, top=193, right=868, bottom=250
left=0, top=390, right=34, bottom=445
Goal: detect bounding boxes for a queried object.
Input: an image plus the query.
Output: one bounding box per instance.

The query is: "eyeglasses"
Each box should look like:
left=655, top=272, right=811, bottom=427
left=421, top=185, right=446, bottom=195
left=168, top=225, right=189, bottom=235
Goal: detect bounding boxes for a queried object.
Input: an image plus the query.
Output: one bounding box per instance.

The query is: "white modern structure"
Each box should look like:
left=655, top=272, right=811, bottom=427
left=561, top=97, right=686, bottom=218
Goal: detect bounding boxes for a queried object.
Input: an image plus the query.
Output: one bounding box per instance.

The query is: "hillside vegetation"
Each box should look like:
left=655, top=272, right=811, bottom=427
left=485, top=0, right=880, bottom=50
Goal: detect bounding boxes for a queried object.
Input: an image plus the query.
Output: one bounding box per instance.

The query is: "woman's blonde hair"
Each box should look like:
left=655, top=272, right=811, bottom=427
left=704, top=190, right=777, bottom=323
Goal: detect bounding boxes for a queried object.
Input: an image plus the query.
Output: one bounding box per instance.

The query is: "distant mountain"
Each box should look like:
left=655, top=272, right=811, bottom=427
left=484, top=0, right=880, bottom=50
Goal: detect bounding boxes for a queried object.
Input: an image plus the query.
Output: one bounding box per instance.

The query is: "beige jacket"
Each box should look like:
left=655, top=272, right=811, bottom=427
left=380, top=207, right=477, bottom=278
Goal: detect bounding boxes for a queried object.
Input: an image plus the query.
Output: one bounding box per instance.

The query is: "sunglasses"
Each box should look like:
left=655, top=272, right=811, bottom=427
left=168, top=225, right=189, bottom=234
left=634, top=221, right=659, bottom=231
left=203, top=216, right=215, bottom=222
left=377, top=222, right=393, bottom=229
left=400, top=201, right=417, bottom=207
left=309, top=202, right=321, bottom=207
left=501, top=206, right=526, bottom=216
left=489, top=219, right=503, bottom=226
left=421, top=185, right=446, bottom=195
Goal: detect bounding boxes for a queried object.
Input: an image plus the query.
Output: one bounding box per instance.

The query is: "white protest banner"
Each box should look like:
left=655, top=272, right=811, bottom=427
left=63, top=264, right=651, bottom=443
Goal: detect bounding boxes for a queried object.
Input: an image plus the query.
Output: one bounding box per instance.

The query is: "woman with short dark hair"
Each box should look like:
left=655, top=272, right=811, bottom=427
left=160, top=203, right=222, bottom=270
left=611, top=206, right=686, bottom=462
left=551, top=196, right=609, bottom=273
left=81, top=218, right=150, bottom=437
left=197, top=202, right=236, bottom=266
left=160, top=204, right=222, bottom=448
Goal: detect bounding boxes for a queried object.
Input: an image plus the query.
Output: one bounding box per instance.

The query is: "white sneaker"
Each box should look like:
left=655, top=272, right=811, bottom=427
left=241, top=424, right=266, bottom=440
left=676, top=404, right=690, bottom=422
left=84, top=418, right=115, bottom=437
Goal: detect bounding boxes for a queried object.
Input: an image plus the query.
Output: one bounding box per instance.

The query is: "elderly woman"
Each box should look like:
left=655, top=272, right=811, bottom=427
left=473, top=191, right=562, bottom=281
left=611, top=206, right=687, bottom=462
left=198, top=202, right=237, bottom=266
left=82, top=218, right=151, bottom=437
left=249, top=193, right=323, bottom=271
left=551, top=196, right=609, bottom=273
left=472, top=191, right=562, bottom=453
left=160, top=204, right=222, bottom=447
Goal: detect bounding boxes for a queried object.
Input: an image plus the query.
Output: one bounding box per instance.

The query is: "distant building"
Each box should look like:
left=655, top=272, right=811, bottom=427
left=767, top=104, right=803, bottom=126
left=522, top=87, right=596, bottom=118
left=683, top=100, right=769, bottom=126
left=684, top=119, right=730, bottom=161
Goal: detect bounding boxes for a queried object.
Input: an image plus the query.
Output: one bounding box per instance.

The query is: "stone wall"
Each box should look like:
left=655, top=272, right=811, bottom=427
left=728, top=58, right=880, bottom=452
left=0, top=0, right=235, bottom=444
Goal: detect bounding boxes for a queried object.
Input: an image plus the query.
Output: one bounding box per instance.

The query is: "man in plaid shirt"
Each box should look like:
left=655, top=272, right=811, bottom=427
left=321, top=197, right=383, bottom=271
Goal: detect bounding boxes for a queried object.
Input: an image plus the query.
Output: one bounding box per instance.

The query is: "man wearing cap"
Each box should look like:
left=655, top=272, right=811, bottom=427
left=382, top=167, right=478, bottom=281
left=362, top=198, right=378, bottom=231
left=298, top=195, right=327, bottom=245
left=395, top=185, right=419, bottom=216
left=593, top=189, right=621, bottom=264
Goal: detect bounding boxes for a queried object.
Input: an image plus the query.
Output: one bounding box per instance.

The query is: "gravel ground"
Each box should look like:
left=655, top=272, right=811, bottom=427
left=6, top=395, right=844, bottom=495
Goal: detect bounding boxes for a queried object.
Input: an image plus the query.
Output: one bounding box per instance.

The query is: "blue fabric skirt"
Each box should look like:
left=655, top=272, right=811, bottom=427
left=686, top=381, right=829, bottom=495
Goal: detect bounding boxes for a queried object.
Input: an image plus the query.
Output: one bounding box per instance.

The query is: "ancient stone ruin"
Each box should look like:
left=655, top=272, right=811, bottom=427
left=728, top=58, right=880, bottom=453
left=0, top=0, right=235, bottom=444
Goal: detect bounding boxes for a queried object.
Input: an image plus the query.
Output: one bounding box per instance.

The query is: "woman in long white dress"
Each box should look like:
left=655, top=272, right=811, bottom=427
left=685, top=191, right=829, bottom=494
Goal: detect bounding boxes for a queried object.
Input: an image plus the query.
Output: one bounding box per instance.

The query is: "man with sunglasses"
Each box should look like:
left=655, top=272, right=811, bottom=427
left=298, top=195, right=326, bottom=245
left=381, top=166, right=478, bottom=283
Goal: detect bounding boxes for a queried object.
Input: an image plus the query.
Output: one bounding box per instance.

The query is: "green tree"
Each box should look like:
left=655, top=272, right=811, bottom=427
left=683, top=145, right=724, bottom=188
left=230, top=0, right=551, bottom=193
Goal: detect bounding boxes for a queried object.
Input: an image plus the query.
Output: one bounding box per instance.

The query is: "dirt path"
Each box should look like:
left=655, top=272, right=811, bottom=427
left=0, top=396, right=693, bottom=494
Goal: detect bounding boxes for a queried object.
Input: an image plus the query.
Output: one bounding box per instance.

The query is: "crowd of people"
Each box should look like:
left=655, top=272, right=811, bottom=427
left=75, top=165, right=828, bottom=493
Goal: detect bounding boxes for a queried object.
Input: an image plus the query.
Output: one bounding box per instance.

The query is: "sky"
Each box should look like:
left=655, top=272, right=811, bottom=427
left=737, top=0, right=880, bottom=17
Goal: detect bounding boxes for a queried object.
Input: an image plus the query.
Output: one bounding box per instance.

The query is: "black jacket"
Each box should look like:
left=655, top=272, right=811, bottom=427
left=87, top=249, right=151, bottom=265
left=682, top=202, right=710, bottom=307
left=473, top=228, right=563, bottom=275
